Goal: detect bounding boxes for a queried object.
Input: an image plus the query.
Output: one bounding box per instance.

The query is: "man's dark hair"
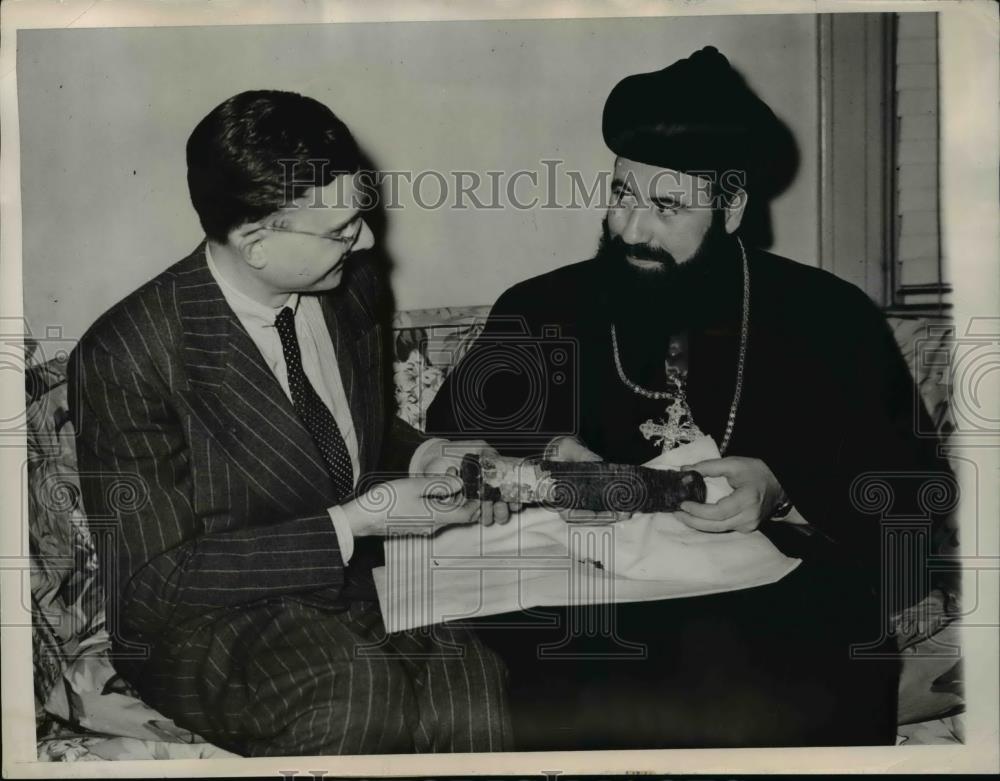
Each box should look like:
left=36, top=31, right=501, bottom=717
left=186, top=90, right=363, bottom=242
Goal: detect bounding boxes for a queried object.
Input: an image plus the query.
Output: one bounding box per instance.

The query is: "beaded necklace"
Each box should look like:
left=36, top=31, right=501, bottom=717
left=610, top=237, right=749, bottom=455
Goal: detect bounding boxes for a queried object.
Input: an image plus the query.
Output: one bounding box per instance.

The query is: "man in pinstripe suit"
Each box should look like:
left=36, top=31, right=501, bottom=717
left=68, top=90, right=514, bottom=756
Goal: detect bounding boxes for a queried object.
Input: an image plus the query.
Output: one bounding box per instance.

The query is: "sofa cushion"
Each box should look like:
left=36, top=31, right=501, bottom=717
left=886, top=315, right=953, bottom=436
left=391, top=305, right=491, bottom=430
left=25, top=349, right=103, bottom=725
left=25, top=343, right=215, bottom=755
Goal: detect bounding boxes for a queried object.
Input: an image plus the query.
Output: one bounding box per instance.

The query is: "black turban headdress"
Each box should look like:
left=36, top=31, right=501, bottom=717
left=602, top=46, right=797, bottom=199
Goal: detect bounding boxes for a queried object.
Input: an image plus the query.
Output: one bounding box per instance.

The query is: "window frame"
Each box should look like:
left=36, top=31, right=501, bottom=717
left=816, top=12, right=950, bottom=316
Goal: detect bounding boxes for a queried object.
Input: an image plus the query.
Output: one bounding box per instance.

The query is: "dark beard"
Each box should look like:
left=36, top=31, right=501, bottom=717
left=594, top=211, right=739, bottom=336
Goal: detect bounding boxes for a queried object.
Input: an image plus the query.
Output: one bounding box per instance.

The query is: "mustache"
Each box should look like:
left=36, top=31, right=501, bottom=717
left=597, top=223, right=677, bottom=268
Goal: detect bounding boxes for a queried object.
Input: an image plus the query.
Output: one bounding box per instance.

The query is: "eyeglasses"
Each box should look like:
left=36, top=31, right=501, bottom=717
left=260, top=217, right=364, bottom=247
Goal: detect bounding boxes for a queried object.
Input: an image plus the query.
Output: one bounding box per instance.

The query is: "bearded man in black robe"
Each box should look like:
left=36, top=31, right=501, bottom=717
left=426, top=46, right=953, bottom=749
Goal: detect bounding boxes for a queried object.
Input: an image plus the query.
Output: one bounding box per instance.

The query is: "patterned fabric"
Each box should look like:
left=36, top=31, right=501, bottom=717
left=275, top=306, right=354, bottom=498
left=37, top=736, right=238, bottom=761
left=897, top=621, right=963, bottom=726
left=897, top=714, right=963, bottom=745
left=26, top=344, right=225, bottom=759
left=391, top=306, right=491, bottom=430
left=888, top=316, right=954, bottom=437
left=26, top=304, right=963, bottom=760
left=25, top=347, right=102, bottom=719
left=42, top=630, right=214, bottom=744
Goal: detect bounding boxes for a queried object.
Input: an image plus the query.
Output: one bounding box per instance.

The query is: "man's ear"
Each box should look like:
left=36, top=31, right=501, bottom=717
left=230, top=223, right=268, bottom=269
left=723, top=189, right=748, bottom=234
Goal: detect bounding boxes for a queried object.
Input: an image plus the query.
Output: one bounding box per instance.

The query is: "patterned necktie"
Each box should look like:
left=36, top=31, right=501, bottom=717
left=274, top=306, right=354, bottom=500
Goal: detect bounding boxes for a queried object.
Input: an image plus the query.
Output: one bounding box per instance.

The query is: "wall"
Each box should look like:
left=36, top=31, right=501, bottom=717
left=17, top=15, right=818, bottom=340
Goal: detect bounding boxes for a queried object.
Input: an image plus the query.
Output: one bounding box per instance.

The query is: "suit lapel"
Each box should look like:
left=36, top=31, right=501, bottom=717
left=175, top=245, right=338, bottom=513
left=318, top=290, right=380, bottom=476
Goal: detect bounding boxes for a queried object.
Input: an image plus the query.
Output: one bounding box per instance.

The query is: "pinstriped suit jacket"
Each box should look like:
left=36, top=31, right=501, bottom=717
left=68, top=243, right=426, bottom=668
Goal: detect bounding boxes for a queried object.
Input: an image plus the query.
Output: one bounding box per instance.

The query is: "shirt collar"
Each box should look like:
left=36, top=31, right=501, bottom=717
left=205, top=242, right=299, bottom=327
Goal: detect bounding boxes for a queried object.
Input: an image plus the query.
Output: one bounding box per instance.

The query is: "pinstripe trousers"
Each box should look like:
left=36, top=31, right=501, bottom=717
left=134, top=597, right=513, bottom=756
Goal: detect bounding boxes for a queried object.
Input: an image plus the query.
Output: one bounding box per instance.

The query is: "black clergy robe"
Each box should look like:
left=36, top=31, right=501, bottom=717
left=426, top=241, right=952, bottom=748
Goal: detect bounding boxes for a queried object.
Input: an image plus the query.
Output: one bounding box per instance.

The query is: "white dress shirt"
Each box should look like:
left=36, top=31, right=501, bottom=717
left=206, top=244, right=441, bottom=563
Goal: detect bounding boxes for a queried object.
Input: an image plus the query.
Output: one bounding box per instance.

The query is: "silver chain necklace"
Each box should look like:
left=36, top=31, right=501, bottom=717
left=610, top=236, right=750, bottom=456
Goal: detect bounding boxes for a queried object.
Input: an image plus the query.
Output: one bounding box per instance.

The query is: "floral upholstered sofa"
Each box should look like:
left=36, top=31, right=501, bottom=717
left=25, top=306, right=963, bottom=761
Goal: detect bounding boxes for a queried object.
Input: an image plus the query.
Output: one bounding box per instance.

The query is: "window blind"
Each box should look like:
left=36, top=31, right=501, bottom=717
left=893, top=12, right=949, bottom=308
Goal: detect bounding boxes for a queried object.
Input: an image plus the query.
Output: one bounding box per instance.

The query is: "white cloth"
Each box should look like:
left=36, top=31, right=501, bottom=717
left=205, top=242, right=436, bottom=563
left=374, top=435, right=800, bottom=632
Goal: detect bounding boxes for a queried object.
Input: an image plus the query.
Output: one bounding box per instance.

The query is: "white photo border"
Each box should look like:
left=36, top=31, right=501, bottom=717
left=2, top=0, right=997, bottom=776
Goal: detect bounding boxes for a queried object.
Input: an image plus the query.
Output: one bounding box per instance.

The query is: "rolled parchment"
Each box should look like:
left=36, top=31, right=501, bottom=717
left=460, top=453, right=706, bottom=517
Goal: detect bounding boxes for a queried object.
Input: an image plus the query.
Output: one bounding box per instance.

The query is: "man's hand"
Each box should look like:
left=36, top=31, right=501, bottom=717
left=343, top=475, right=479, bottom=537
left=419, top=439, right=518, bottom=527
left=545, top=436, right=633, bottom=523
left=674, top=456, right=784, bottom=533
